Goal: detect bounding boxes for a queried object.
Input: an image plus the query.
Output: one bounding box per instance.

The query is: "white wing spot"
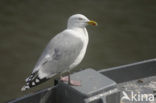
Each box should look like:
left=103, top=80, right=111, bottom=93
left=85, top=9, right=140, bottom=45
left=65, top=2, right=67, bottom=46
left=21, top=85, right=30, bottom=91
left=32, top=82, right=35, bottom=86
left=25, top=86, right=30, bottom=89
left=35, top=79, right=40, bottom=83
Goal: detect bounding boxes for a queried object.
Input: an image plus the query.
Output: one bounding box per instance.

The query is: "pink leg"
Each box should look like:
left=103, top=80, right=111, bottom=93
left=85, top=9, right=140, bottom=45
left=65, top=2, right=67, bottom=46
left=60, top=76, right=81, bottom=86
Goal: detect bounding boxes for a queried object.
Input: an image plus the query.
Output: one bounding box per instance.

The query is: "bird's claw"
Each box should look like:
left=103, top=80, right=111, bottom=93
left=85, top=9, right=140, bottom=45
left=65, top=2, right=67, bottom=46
left=60, top=76, right=81, bottom=86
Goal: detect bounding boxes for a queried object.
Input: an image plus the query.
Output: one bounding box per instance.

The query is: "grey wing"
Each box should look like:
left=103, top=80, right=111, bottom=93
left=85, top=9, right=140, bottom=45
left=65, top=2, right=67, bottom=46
left=32, top=32, right=83, bottom=75
left=32, top=41, right=54, bottom=73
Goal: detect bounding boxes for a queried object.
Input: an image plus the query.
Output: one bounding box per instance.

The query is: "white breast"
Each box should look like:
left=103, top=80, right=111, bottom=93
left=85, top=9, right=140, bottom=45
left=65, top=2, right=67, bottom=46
left=69, top=28, right=89, bottom=69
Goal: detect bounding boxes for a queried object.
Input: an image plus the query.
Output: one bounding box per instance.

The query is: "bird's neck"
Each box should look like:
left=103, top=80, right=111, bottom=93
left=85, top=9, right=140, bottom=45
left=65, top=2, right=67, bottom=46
left=69, top=27, right=88, bottom=38
left=71, top=27, right=86, bottom=32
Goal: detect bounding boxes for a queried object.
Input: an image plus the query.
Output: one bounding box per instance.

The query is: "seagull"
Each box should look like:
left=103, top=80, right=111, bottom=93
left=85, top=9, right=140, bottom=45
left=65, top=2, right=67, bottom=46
left=21, top=14, right=97, bottom=91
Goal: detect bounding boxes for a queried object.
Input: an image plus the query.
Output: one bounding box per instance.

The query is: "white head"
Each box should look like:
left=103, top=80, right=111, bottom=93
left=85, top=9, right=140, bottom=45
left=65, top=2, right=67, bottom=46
left=67, top=14, right=97, bottom=29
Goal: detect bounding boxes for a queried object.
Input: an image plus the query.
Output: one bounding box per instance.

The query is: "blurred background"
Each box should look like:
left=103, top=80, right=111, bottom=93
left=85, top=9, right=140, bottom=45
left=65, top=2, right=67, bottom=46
left=0, top=0, right=156, bottom=102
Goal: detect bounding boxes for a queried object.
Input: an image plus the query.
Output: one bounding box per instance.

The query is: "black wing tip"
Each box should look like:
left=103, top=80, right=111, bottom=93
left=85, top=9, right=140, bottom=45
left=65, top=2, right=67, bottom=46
left=21, top=85, right=30, bottom=91
left=22, top=71, right=50, bottom=91
left=22, top=77, right=48, bottom=91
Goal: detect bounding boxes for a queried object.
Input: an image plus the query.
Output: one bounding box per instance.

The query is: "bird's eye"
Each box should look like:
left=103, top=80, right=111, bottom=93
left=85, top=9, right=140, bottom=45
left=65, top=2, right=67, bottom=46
left=78, top=17, right=83, bottom=20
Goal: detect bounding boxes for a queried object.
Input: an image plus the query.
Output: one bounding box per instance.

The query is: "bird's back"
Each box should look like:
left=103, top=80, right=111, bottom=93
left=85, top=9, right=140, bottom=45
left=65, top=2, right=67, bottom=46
left=34, top=30, right=85, bottom=75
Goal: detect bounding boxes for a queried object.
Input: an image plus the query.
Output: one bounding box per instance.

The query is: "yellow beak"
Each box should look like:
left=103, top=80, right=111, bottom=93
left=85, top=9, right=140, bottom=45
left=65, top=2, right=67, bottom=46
left=87, top=20, right=98, bottom=26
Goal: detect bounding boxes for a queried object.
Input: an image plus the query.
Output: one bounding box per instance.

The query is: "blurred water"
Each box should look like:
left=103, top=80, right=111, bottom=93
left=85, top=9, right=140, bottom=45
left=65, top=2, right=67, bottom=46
left=0, top=0, right=156, bottom=102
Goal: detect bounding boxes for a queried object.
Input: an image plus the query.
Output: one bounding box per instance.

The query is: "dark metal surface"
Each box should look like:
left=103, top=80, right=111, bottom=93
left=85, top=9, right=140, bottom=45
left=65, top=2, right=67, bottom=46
left=55, top=69, right=119, bottom=103
left=8, top=87, right=57, bottom=103
left=118, top=76, right=156, bottom=103
left=8, top=59, right=156, bottom=103
left=100, top=59, right=156, bottom=83
left=65, top=69, right=116, bottom=97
